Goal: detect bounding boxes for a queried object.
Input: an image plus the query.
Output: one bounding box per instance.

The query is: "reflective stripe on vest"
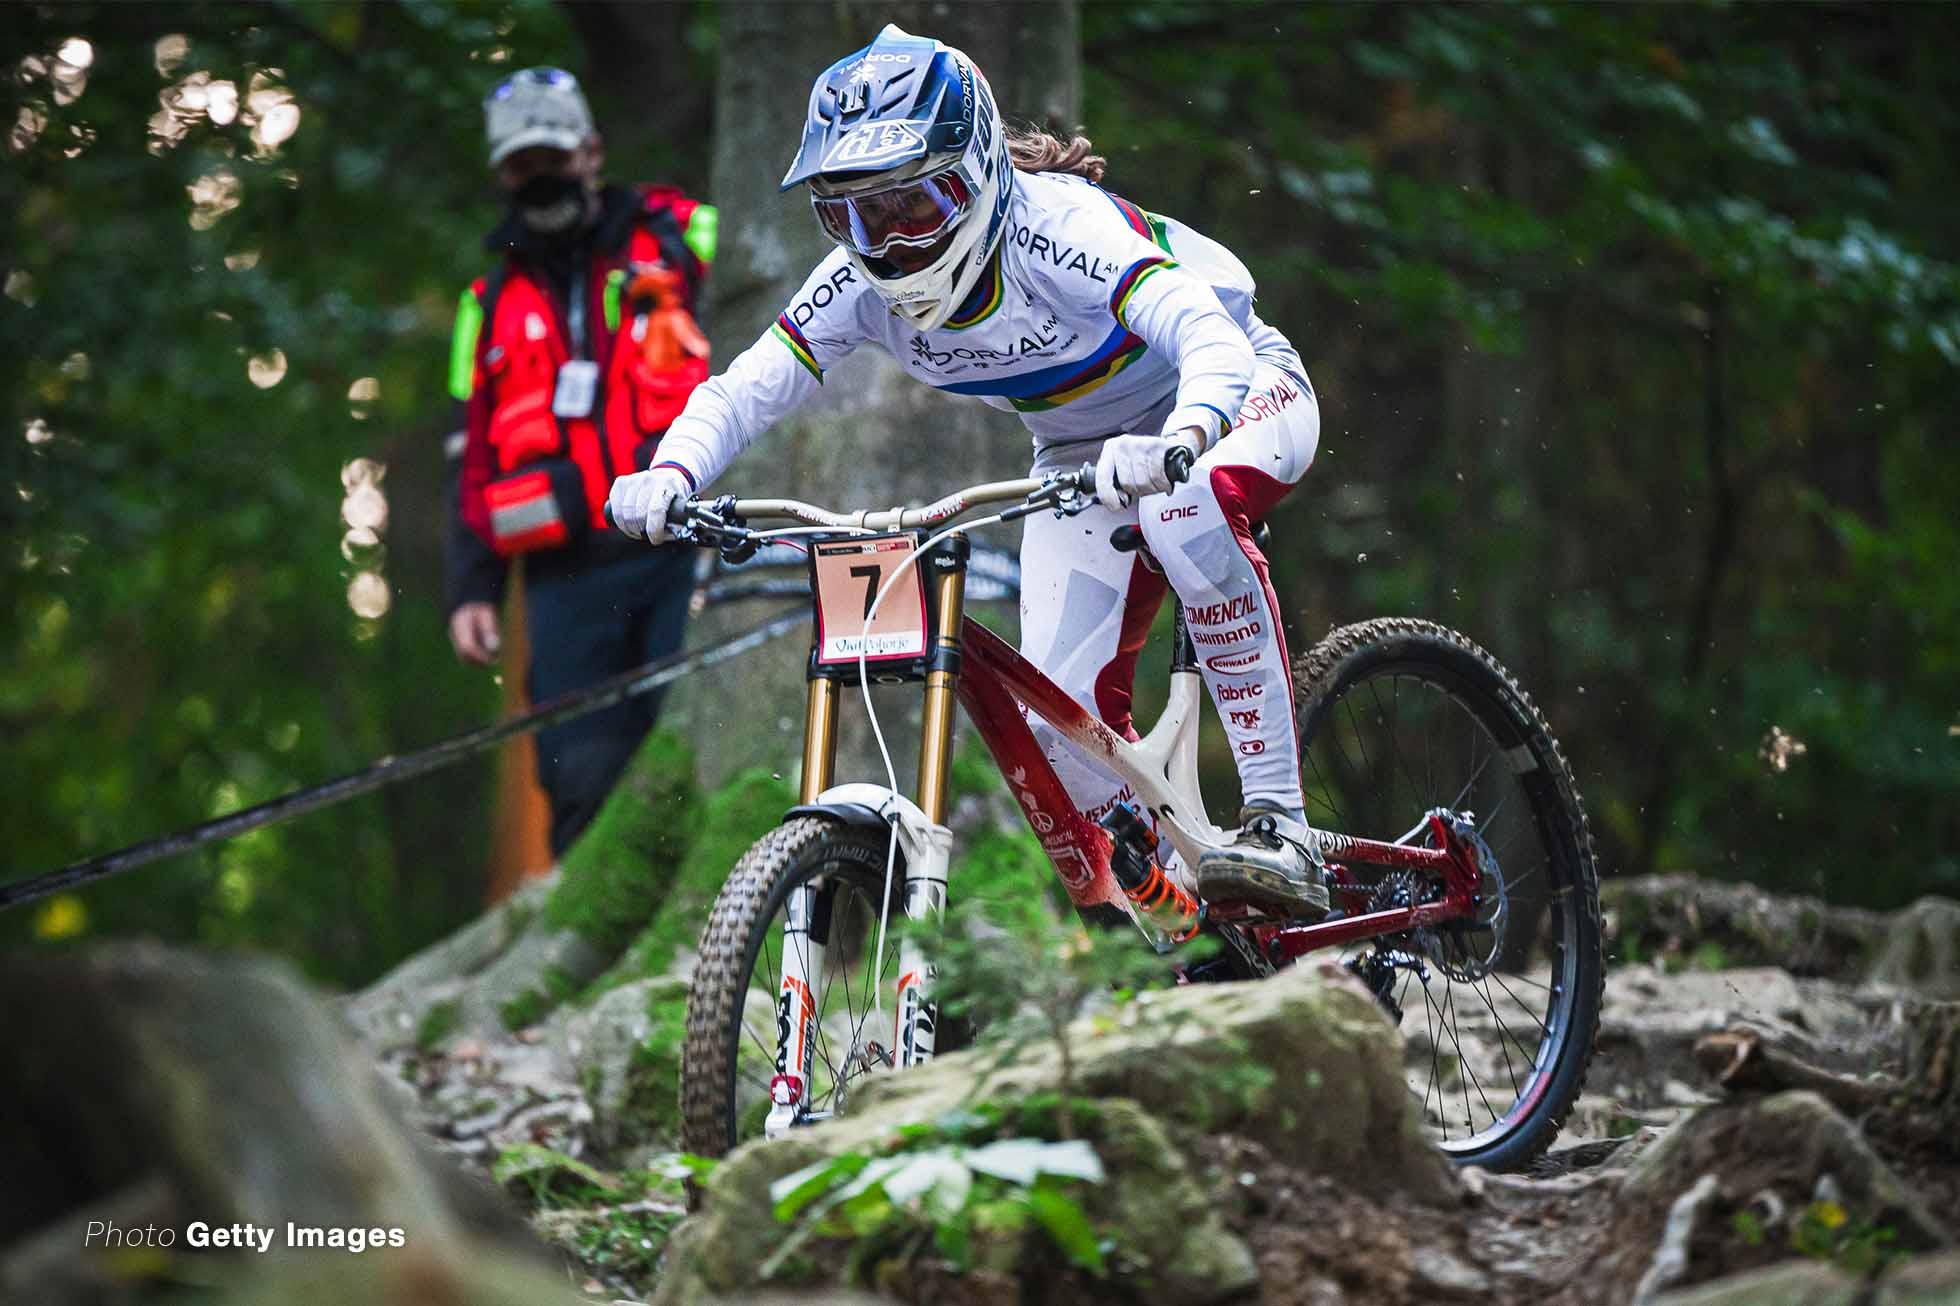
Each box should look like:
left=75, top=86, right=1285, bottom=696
left=478, top=220, right=705, bottom=532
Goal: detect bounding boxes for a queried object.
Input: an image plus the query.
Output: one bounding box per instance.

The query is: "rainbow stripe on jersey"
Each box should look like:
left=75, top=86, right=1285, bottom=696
left=1108, top=255, right=1176, bottom=329
left=945, top=253, right=1004, bottom=330
left=1102, top=190, right=1176, bottom=256
left=771, top=314, right=823, bottom=382
left=934, top=320, right=1150, bottom=412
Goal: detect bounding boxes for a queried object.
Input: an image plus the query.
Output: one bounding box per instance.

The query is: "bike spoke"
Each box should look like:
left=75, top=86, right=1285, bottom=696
left=1447, top=739, right=1495, bottom=815
left=1416, top=676, right=1438, bottom=810
left=1421, top=976, right=1444, bottom=1138
left=1303, top=750, right=1353, bottom=833
left=1500, top=858, right=1550, bottom=898
left=1368, top=677, right=1428, bottom=814
left=1442, top=978, right=1500, bottom=1130
left=1472, top=975, right=1525, bottom=1098
left=1342, top=696, right=1377, bottom=790
left=1487, top=967, right=1554, bottom=1039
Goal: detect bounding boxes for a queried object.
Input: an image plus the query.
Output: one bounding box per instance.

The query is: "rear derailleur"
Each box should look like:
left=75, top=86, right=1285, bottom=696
left=1345, top=947, right=1428, bottom=1027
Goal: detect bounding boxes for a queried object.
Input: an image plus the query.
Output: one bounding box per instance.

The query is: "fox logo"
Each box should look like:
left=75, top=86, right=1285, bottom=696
left=1229, top=708, right=1262, bottom=730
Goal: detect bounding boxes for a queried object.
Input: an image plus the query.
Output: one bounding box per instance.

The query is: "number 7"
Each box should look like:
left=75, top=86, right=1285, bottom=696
left=849, top=564, right=881, bottom=621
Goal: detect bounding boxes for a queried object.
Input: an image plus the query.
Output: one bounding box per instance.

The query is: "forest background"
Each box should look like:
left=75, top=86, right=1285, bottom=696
left=3, top=0, right=1955, bottom=991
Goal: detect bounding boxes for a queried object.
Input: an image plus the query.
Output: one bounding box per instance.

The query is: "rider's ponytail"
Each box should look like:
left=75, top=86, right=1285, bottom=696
left=1005, top=123, right=1107, bottom=183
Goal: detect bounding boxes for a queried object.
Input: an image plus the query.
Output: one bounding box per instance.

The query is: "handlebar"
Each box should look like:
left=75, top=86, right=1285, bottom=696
left=602, top=443, right=1193, bottom=546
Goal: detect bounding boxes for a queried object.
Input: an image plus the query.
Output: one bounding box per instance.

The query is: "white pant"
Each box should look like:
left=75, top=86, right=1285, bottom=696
left=1019, top=361, right=1321, bottom=829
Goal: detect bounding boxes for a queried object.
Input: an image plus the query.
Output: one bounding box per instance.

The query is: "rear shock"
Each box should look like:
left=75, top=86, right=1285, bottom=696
left=1100, top=804, right=1202, bottom=952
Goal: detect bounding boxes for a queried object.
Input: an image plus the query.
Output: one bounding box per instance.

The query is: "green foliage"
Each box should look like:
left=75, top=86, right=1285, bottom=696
left=1085, top=3, right=1960, bottom=907
left=947, top=741, right=1005, bottom=799
left=414, top=997, right=459, bottom=1051
left=764, top=1126, right=1108, bottom=1283
left=493, top=1146, right=709, bottom=1288
left=1690, top=942, right=1730, bottom=972
left=911, top=858, right=1199, bottom=1139
left=492, top=1142, right=619, bottom=1207
left=1, top=0, right=596, bottom=985
left=1789, top=1199, right=1904, bottom=1276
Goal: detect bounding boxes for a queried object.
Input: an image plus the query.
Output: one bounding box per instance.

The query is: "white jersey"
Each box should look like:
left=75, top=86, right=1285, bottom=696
left=653, top=170, right=1304, bottom=489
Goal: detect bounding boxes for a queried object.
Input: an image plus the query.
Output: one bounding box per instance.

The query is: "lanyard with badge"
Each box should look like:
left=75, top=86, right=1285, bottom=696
left=552, top=266, right=601, bottom=419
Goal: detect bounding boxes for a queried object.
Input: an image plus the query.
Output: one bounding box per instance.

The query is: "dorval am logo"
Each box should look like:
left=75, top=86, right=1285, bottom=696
left=824, top=122, right=925, bottom=170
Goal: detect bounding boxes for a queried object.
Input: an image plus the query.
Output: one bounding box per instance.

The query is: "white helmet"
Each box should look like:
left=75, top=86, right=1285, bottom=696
left=780, top=25, right=1012, bottom=332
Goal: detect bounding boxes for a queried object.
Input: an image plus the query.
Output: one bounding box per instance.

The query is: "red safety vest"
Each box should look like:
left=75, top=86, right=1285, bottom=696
left=463, top=188, right=710, bottom=554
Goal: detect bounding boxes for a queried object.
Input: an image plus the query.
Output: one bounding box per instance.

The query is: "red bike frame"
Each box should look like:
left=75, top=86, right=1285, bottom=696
left=954, top=617, right=1484, bottom=965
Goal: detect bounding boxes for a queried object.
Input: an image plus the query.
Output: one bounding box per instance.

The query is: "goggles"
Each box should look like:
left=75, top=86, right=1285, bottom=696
left=487, top=66, right=579, bottom=103
left=812, top=170, right=974, bottom=259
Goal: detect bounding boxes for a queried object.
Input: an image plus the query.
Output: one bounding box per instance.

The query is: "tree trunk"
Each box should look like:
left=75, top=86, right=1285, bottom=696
left=670, top=1, right=1082, bottom=788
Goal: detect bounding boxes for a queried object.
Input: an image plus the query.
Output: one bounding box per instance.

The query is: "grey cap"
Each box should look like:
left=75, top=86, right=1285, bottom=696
left=483, top=67, right=595, bottom=166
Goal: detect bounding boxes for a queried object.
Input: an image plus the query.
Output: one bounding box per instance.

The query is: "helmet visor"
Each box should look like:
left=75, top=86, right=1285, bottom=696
left=812, top=171, right=974, bottom=259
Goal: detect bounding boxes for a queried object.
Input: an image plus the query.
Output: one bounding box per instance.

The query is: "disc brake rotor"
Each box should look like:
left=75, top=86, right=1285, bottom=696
left=1429, top=813, right=1507, bottom=983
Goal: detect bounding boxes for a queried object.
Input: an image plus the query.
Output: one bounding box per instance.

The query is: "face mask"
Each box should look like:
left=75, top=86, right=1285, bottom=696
left=513, top=172, right=585, bottom=234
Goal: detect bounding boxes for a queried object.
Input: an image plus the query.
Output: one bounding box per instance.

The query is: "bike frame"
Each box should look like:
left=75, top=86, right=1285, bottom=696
left=771, top=520, right=1488, bottom=1113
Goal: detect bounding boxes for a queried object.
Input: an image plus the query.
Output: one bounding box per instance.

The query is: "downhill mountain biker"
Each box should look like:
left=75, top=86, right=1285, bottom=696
left=608, top=25, right=1327, bottom=916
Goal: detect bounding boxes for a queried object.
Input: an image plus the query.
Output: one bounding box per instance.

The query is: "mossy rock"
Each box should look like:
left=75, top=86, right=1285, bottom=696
left=652, top=1099, right=1254, bottom=1306
left=1868, top=898, right=1960, bottom=999
left=1603, top=874, right=1888, bottom=981
left=651, top=1136, right=835, bottom=1306
left=1078, top=1099, right=1259, bottom=1304
left=545, top=730, right=702, bottom=957
left=596, top=766, right=798, bottom=995
left=832, top=961, right=1452, bottom=1202
left=549, top=975, right=692, bottom=1157
left=1620, top=1090, right=1946, bottom=1248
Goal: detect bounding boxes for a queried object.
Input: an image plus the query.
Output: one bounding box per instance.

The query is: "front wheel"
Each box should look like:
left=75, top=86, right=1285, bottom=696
left=680, top=818, right=904, bottom=1160
left=1292, top=618, right=1603, bottom=1172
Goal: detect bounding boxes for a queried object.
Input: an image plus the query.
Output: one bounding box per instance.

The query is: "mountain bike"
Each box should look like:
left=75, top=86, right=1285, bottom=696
left=657, top=465, right=1602, bottom=1174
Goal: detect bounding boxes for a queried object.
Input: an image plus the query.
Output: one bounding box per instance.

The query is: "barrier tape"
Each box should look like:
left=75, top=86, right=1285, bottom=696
left=0, top=610, right=807, bottom=914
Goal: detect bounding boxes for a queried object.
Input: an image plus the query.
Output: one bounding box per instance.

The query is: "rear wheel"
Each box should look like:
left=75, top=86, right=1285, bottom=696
left=1292, top=618, right=1603, bottom=1172
left=680, top=818, right=904, bottom=1160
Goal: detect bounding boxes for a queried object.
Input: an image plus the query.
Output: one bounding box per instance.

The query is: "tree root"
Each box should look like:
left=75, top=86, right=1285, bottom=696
left=1692, top=1026, right=1897, bottom=1112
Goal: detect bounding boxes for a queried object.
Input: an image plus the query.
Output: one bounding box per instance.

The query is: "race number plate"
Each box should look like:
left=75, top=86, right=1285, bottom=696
left=811, top=534, right=928, bottom=667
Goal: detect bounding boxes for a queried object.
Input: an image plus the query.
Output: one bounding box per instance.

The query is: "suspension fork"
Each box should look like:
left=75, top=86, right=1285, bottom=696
left=762, top=676, right=845, bottom=1136
left=764, top=880, right=826, bottom=1137
left=895, top=534, right=968, bottom=1070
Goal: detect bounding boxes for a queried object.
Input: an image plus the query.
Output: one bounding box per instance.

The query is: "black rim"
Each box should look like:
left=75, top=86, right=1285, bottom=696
left=1301, top=658, right=1583, bottom=1157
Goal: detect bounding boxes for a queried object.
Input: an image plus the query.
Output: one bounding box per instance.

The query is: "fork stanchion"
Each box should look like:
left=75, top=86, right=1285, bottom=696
left=914, top=535, right=970, bottom=825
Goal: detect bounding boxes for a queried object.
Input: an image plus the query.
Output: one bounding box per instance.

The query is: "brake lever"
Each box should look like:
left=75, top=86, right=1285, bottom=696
left=1000, top=466, right=1096, bottom=523
left=1047, top=463, right=1098, bottom=518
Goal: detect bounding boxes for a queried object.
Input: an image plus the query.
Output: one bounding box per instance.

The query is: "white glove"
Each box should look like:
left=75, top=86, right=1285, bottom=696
left=1093, top=430, right=1203, bottom=511
left=608, top=466, right=692, bottom=544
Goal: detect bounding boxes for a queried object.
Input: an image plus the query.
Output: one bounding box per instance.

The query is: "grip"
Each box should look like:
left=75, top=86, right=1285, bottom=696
left=601, top=499, right=690, bottom=537
left=1165, top=444, right=1195, bottom=485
